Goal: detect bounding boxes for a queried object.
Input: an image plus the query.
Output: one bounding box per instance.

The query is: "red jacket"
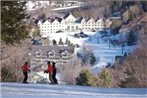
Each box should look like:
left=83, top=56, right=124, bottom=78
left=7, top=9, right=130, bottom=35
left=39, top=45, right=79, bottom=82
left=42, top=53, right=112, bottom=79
left=21, top=64, right=30, bottom=72
left=48, top=64, right=53, bottom=74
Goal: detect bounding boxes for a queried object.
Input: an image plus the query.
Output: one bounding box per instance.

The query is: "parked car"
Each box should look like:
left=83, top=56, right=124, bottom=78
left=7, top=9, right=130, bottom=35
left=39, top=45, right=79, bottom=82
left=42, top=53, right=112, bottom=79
left=80, top=31, right=88, bottom=38
left=56, top=30, right=63, bottom=33
left=75, top=44, right=80, bottom=48
left=80, top=31, right=84, bottom=35
left=74, top=31, right=88, bottom=38
left=80, top=34, right=88, bottom=38
left=74, top=33, right=80, bottom=38
left=106, top=62, right=111, bottom=68
left=91, top=29, right=96, bottom=32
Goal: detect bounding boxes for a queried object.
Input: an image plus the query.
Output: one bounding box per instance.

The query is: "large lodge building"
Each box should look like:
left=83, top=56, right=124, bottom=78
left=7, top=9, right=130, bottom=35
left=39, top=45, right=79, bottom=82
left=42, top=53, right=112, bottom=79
left=36, top=12, right=112, bottom=37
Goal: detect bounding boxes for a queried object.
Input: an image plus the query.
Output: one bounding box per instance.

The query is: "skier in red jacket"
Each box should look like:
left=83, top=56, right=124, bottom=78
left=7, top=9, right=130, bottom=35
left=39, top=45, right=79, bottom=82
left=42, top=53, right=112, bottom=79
left=21, top=62, right=31, bottom=83
left=44, top=61, right=53, bottom=84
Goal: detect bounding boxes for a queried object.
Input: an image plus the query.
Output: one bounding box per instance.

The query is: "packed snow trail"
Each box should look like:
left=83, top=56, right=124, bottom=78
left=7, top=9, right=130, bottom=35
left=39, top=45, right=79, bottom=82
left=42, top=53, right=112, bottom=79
left=1, top=82, right=147, bottom=98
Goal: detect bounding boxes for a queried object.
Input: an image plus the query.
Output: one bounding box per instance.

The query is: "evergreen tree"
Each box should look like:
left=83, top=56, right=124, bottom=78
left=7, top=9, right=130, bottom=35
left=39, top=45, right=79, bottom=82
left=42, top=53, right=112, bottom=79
left=127, top=31, right=137, bottom=46
left=68, top=41, right=71, bottom=46
left=141, top=1, right=147, bottom=12
left=65, top=38, right=68, bottom=45
left=1, top=1, right=29, bottom=44
left=110, top=1, right=123, bottom=14
left=99, top=69, right=112, bottom=87
left=52, top=39, right=57, bottom=45
left=76, top=70, right=96, bottom=86
left=58, top=38, right=63, bottom=45
left=65, top=37, right=72, bottom=46
left=90, top=54, right=96, bottom=65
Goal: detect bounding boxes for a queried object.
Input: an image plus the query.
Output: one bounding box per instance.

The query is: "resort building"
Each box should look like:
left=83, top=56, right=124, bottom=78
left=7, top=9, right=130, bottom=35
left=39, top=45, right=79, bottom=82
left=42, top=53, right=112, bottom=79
left=36, top=13, right=109, bottom=37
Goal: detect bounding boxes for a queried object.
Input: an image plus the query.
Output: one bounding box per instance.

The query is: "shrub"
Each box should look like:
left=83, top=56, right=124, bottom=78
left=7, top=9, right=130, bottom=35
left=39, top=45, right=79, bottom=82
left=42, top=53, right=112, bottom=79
left=76, top=69, right=96, bottom=86
left=98, top=69, right=112, bottom=87
left=58, top=38, right=63, bottom=45
left=74, top=34, right=80, bottom=38
left=52, top=39, right=57, bottom=45
left=65, top=38, right=73, bottom=46
left=1, top=66, right=15, bottom=82
left=65, top=38, right=69, bottom=45
left=127, top=31, right=137, bottom=46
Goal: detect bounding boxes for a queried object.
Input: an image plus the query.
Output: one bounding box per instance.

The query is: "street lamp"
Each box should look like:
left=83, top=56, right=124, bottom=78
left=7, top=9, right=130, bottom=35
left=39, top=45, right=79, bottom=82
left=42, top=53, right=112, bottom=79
left=97, top=35, right=99, bottom=44
left=122, top=44, right=125, bottom=54
left=108, top=34, right=111, bottom=49
left=97, top=31, right=100, bottom=44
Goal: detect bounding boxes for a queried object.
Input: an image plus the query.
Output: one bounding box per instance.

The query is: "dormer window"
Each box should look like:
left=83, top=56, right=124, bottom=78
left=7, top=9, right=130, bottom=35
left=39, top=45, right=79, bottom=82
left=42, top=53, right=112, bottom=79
left=35, top=49, right=42, bottom=57
left=48, top=50, right=55, bottom=58
left=61, top=50, right=68, bottom=58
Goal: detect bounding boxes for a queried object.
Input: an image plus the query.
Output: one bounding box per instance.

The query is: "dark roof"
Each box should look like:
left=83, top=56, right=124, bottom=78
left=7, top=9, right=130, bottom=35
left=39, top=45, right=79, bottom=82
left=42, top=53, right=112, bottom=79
left=95, top=17, right=100, bottom=21
left=38, top=17, right=62, bottom=23
left=42, top=19, right=46, bottom=23
left=34, top=19, right=39, bottom=24
left=31, top=45, right=75, bottom=58
left=55, top=17, right=62, bottom=22
left=35, top=18, right=46, bottom=24
left=47, top=18, right=54, bottom=23
left=64, top=12, right=70, bottom=19
left=86, top=17, right=91, bottom=22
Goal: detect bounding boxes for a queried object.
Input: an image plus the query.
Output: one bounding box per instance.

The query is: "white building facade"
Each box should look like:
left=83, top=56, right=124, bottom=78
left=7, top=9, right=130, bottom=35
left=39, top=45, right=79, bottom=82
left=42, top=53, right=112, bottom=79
left=37, top=13, right=108, bottom=37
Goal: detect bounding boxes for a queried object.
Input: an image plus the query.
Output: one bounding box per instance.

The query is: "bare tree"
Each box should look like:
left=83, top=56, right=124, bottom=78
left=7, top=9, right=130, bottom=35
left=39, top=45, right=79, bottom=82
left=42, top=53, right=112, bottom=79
left=58, top=57, right=91, bottom=84
left=1, top=38, right=32, bottom=82
left=111, top=34, right=147, bottom=87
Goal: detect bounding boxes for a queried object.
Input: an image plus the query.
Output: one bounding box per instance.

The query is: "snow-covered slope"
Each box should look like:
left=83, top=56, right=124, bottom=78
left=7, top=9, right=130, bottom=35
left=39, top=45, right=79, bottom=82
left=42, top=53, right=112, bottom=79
left=1, top=82, right=147, bottom=98
left=49, top=30, right=134, bottom=70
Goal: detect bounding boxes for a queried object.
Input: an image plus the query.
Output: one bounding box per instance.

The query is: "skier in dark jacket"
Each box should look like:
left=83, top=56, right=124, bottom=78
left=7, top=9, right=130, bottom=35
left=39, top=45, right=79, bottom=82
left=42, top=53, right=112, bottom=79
left=52, top=62, right=58, bottom=84
left=21, top=62, right=31, bottom=83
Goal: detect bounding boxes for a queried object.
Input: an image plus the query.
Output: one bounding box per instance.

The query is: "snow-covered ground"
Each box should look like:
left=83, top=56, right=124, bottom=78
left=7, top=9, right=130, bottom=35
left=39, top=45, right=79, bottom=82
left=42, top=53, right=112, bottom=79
left=52, top=5, right=81, bottom=11
left=25, top=1, right=84, bottom=11
left=1, top=82, right=147, bottom=98
left=49, top=30, right=135, bottom=72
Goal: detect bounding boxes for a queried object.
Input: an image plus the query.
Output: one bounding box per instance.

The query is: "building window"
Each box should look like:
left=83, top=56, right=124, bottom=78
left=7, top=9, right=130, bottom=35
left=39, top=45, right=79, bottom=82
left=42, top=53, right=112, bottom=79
left=61, top=50, right=68, bottom=59
left=35, top=49, right=42, bottom=57
left=48, top=50, right=55, bottom=58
